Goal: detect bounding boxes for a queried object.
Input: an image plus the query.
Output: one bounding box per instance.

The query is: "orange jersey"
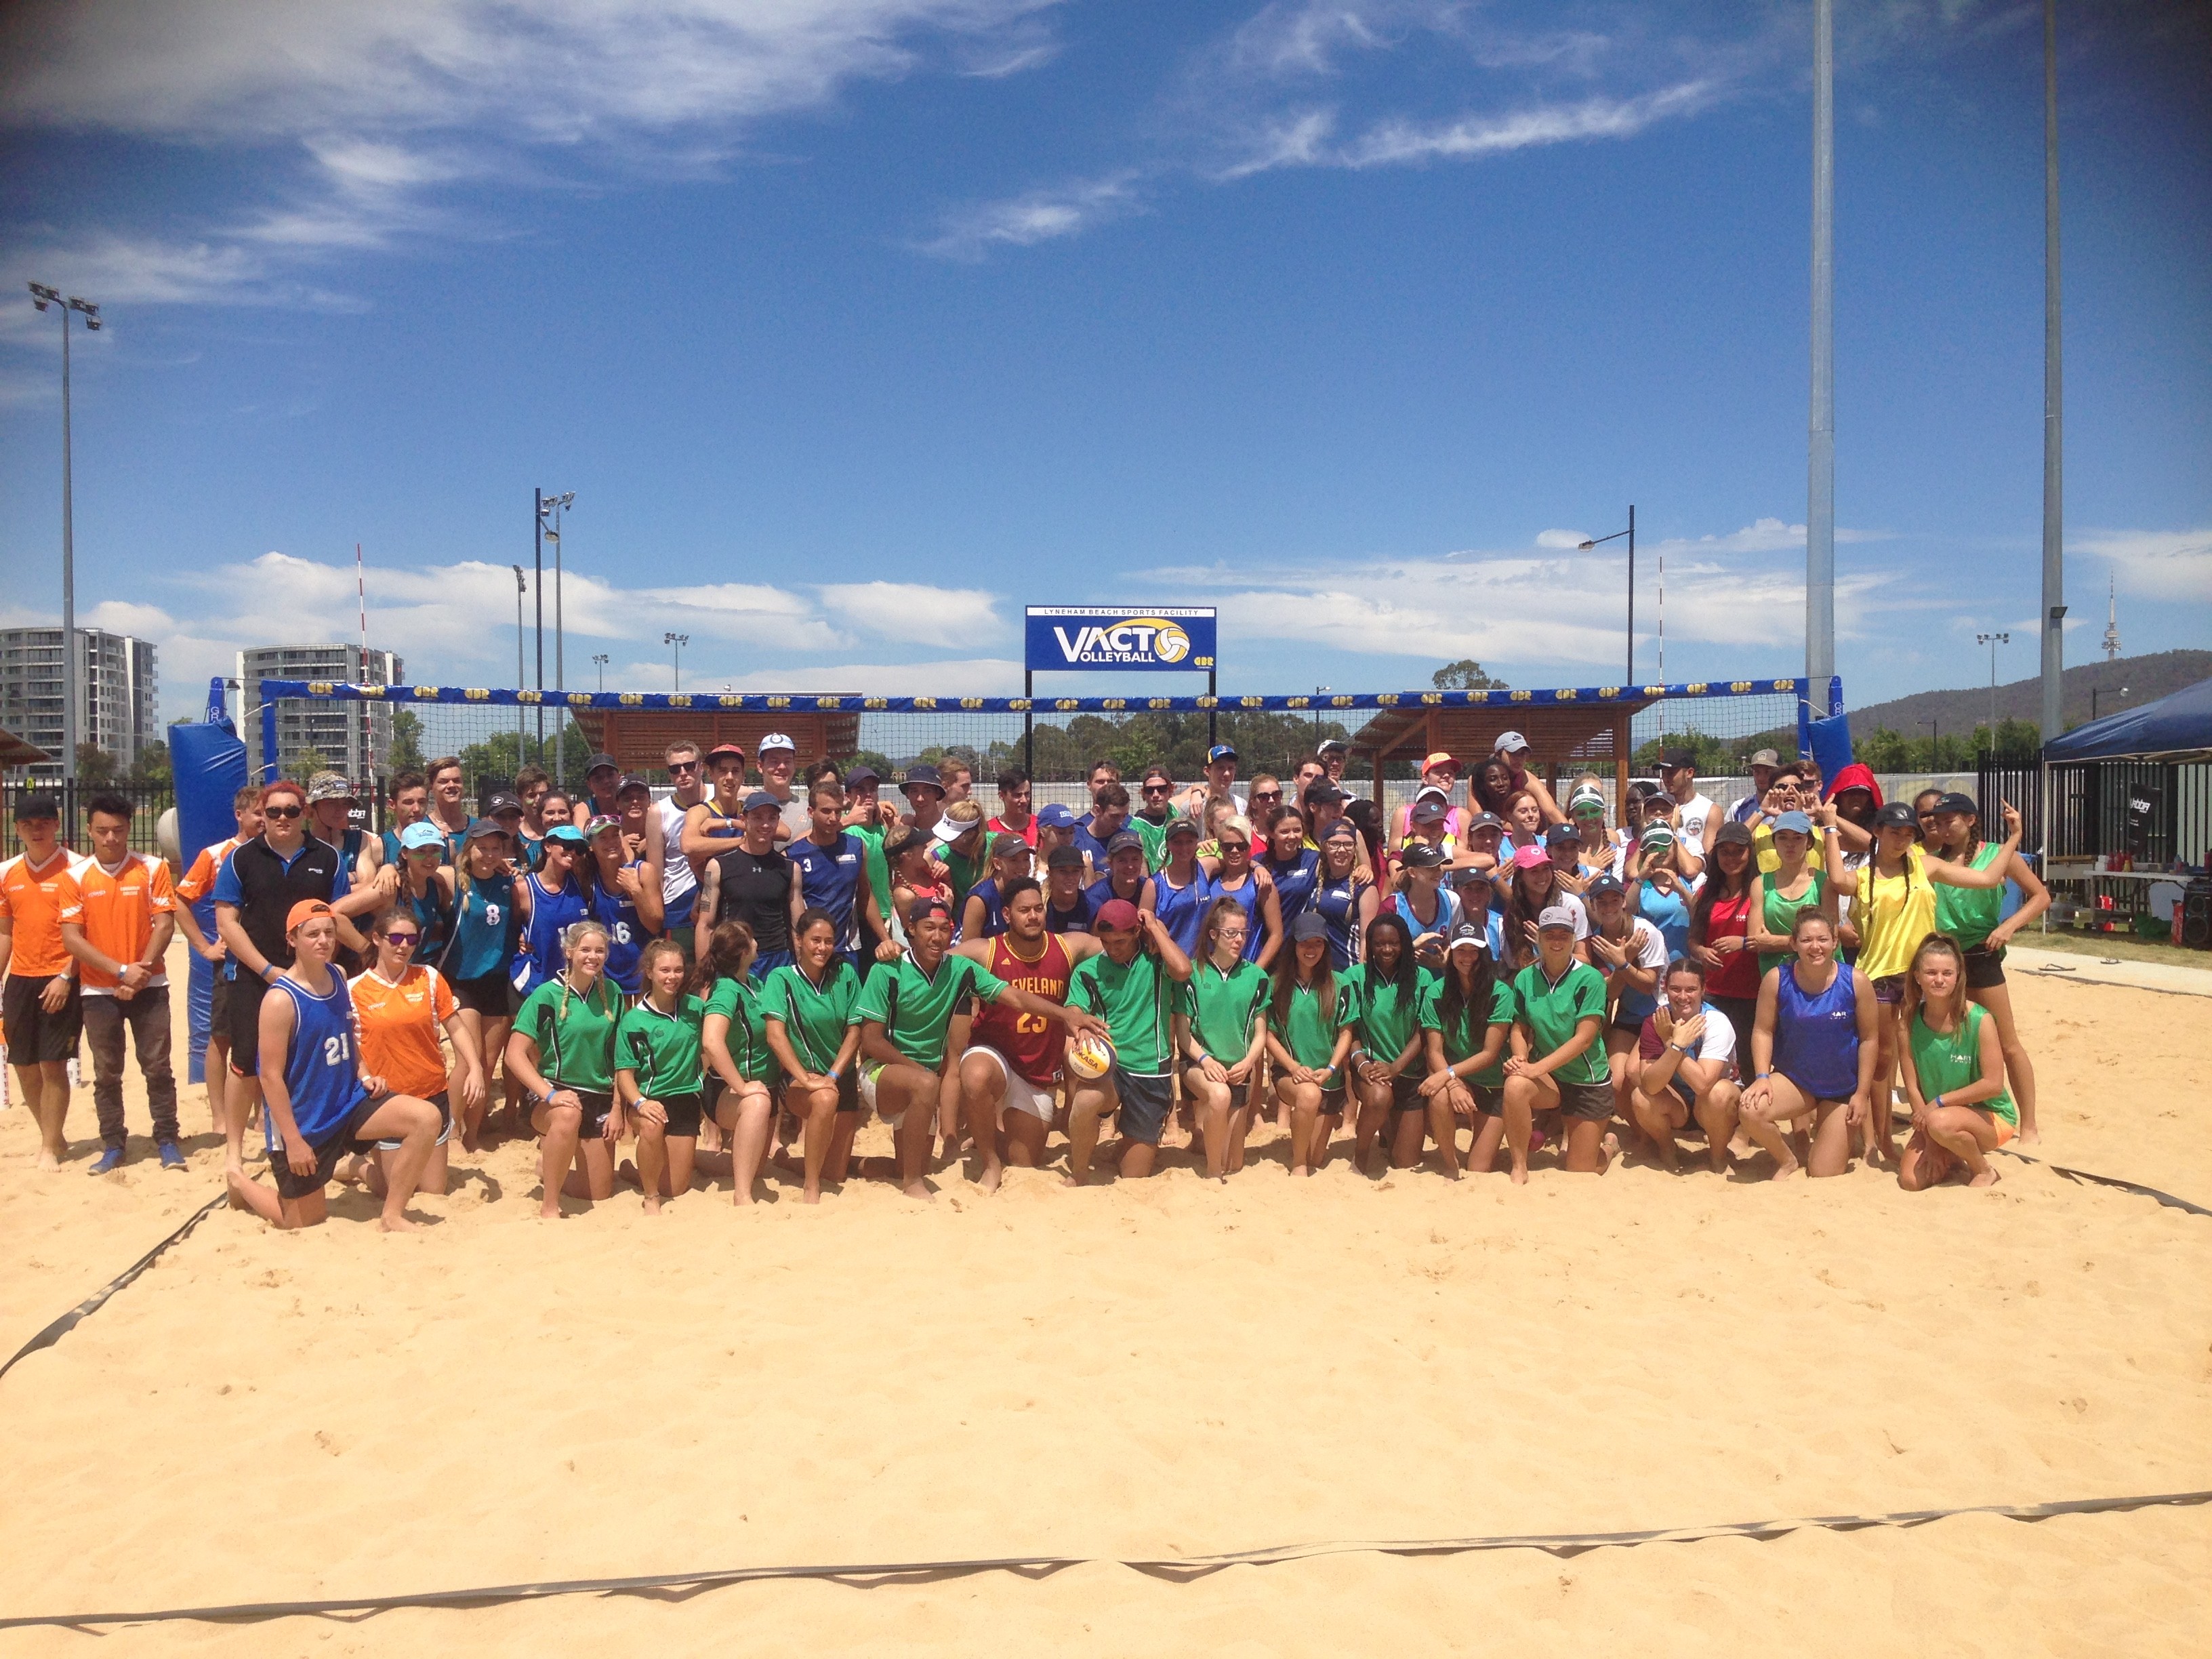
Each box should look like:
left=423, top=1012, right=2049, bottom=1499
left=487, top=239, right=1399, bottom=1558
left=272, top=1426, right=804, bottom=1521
left=177, top=836, right=241, bottom=907
left=57, top=855, right=176, bottom=991
left=348, top=964, right=457, bottom=1100
left=0, top=848, right=79, bottom=978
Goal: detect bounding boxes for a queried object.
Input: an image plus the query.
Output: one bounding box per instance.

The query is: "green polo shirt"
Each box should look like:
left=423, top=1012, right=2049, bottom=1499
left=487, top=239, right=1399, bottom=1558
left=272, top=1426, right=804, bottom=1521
left=761, top=959, right=862, bottom=1075
left=515, top=977, right=621, bottom=1093
left=1067, top=949, right=1174, bottom=1075
left=616, top=995, right=708, bottom=1098
left=1174, top=958, right=1271, bottom=1063
left=1267, top=974, right=1350, bottom=1071
left=1425, top=977, right=1518, bottom=1086
left=704, top=975, right=777, bottom=1084
left=1347, top=964, right=1438, bottom=1067
left=848, top=821, right=894, bottom=928
left=1512, top=960, right=1610, bottom=1087
left=851, top=949, right=1007, bottom=1071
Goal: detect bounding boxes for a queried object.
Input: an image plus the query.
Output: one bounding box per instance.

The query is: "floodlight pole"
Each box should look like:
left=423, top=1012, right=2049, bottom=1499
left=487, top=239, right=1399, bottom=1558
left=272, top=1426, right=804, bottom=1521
left=665, top=632, right=688, bottom=694
left=28, top=283, right=99, bottom=822
left=541, top=491, right=574, bottom=787
left=1576, top=506, right=1636, bottom=682
left=1977, top=632, right=2011, bottom=749
left=2039, top=0, right=2065, bottom=747
left=532, top=489, right=546, bottom=760
left=512, top=566, right=528, bottom=757
left=1807, top=0, right=1836, bottom=688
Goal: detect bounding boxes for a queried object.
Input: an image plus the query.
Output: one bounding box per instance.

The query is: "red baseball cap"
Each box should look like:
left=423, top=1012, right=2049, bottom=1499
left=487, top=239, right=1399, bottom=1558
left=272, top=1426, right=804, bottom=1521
left=1095, top=898, right=1141, bottom=930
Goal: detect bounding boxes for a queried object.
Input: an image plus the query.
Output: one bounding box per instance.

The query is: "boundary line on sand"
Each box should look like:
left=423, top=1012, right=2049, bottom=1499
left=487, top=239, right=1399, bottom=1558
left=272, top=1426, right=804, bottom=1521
left=2, top=1490, right=2207, bottom=1630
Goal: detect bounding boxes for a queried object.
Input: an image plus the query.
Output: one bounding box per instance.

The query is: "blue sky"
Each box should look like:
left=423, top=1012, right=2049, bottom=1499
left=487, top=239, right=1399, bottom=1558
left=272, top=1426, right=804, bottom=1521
left=1, top=0, right=2206, bottom=722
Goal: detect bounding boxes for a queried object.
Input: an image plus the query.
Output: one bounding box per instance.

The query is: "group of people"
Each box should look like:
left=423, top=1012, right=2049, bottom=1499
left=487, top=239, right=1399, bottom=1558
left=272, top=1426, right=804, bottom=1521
left=0, top=723, right=2049, bottom=1223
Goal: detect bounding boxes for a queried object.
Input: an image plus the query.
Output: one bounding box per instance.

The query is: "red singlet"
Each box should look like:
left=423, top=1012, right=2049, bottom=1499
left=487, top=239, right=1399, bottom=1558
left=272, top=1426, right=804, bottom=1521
left=969, top=931, right=1071, bottom=1087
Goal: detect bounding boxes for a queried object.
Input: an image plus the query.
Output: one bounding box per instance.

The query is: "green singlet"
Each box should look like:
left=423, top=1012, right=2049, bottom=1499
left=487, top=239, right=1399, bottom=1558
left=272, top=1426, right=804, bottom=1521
left=1759, top=867, right=1830, bottom=976
left=1910, top=1002, right=2015, bottom=1126
left=1932, top=841, right=2007, bottom=951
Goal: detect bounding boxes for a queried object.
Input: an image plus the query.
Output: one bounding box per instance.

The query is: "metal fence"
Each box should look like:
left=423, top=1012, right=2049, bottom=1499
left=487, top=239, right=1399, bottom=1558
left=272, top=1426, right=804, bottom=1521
left=1977, top=752, right=2211, bottom=871
left=3, top=779, right=174, bottom=859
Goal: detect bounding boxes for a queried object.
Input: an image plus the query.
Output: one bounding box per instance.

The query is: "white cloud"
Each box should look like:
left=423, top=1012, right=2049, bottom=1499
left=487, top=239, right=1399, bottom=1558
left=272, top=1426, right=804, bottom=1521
left=817, top=581, right=1001, bottom=644
left=709, top=657, right=1024, bottom=695
left=1336, top=79, right=1719, bottom=169
left=2074, top=527, right=2212, bottom=602
left=1534, top=528, right=1588, bottom=550
left=918, top=172, right=1143, bottom=259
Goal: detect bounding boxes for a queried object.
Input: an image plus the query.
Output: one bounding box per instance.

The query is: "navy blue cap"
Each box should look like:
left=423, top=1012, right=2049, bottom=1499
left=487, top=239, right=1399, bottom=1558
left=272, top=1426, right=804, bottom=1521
left=1289, top=910, right=1330, bottom=941
left=1586, top=874, right=1625, bottom=898
left=1106, top=829, right=1145, bottom=855
left=901, top=764, right=943, bottom=794
left=741, top=790, right=781, bottom=815
left=1544, top=823, right=1580, bottom=846
left=1208, top=744, right=1237, bottom=763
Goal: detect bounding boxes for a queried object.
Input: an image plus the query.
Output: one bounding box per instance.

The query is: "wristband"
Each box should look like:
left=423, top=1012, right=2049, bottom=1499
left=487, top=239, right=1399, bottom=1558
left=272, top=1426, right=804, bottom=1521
left=1756, top=1070, right=1772, bottom=1080
left=1931, top=1094, right=1944, bottom=1111
left=262, top=962, right=280, bottom=983
left=825, top=1067, right=840, bottom=1081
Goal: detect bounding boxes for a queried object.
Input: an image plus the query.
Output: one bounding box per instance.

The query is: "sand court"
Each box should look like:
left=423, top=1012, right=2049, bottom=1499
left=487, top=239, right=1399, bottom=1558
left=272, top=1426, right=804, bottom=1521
left=1, top=949, right=2207, bottom=1654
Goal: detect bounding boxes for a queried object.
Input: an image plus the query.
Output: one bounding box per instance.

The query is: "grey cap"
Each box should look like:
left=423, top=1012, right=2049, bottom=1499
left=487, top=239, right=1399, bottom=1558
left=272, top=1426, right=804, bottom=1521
left=1537, top=905, right=1578, bottom=931
left=1750, top=748, right=1781, bottom=768
left=1289, top=910, right=1330, bottom=940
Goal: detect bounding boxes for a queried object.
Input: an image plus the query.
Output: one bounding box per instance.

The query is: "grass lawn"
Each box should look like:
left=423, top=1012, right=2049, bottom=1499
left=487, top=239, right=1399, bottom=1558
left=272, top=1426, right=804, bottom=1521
left=2018, top=927, right=2211, bottom=971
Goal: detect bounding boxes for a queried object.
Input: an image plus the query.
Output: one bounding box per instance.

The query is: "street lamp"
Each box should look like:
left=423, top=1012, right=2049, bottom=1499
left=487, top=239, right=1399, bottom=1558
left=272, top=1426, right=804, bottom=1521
left=2092, top=684, right=2127, bottom=722
left=537, top=489, right=574, bottom=785
left=1975, top=631, right=2011, bottom=750
left=665, top=632, right=689, bottom=693
left=28, top=283, right=100, bottom=811
left=592, top=653, right=609, bottom=692
left=1576, top=505, right=1637, bottom=684
left=512, top=566, right=529, bottom=758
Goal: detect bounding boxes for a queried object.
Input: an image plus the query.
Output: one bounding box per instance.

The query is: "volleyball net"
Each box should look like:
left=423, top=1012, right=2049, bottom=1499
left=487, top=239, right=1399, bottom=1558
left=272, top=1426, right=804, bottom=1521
left=245, top=674, right=1840, bottom=819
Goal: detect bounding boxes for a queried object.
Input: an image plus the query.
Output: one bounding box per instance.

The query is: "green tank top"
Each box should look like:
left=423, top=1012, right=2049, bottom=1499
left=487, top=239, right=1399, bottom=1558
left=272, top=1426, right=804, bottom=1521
left=1758, top=867, right=1830, bottom=977
left=1932, top=841, right=2005, bottom=949
left=1909, top=1003, right=2015, bottom=1126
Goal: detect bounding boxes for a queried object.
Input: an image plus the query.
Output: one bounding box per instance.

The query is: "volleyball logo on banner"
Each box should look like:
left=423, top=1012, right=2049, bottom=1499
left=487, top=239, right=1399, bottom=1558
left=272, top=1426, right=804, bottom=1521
left=1025, top=606, right=1217, bottom=673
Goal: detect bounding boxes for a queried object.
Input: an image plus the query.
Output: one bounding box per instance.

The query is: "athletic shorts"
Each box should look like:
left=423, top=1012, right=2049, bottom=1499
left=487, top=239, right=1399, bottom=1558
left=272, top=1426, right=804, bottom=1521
left=649, top=1091, right=704, bottom=1137
left=226, top=971, right=271, bottom=1076
left=1111, top=1066, right=1174, bottom=1146
left=208, top=971, right=233, bottom=1038
left=1963, top=945, right=2007, bottom=989
left=272, top=1092, right=390, bottom=1200
left=451, top=970, right=515, bottom=1019
left=1388, top=1072, right=1427, bottom=1115
left=375, top=1090, right=451, bottom=1151
left=540, top=1086, right=616, bottom=1139
left=1554, top=1079, right=1616, bottom=1122
left=752, top=948, right=794, bottom=977
left=1872, top=974, right=1906, bottom=1006
left=1471, top=1083, right=1504, bottom=1118
left=3, top=974, right=82, bottom=1064
left=968, top=1044, right=1057, bottom=1122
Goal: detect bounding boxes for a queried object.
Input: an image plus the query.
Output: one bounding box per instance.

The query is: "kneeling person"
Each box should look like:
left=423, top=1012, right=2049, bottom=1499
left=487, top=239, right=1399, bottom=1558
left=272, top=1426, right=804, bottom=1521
left=955, top=879, right=1103, bottom=1190
left=1063, top=899, right=1195, bottom=1184
left=1629, top=958, right=1742, bottom=1172
left=616, top=939, right=710, bottom=1214
left=224, top=902, right=441, bottom=1231
left=1500, top=906, right=1614, bottom=1183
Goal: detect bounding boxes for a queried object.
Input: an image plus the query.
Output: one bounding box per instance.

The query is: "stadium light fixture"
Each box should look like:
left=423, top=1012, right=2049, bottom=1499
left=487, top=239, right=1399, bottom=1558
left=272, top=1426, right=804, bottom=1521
left=28, top=282, right=100, bottom=819
left=665, top=632, right=689, bottom=693
left=592, top=653, right=610, bottom=692
left=1976, top=632, right=2011, bottom=745
left=538, top=489, right=576, bottom=787
left=1576, top=504, right=1636, bottom=684
left=512, top=565, right=529, bottom=754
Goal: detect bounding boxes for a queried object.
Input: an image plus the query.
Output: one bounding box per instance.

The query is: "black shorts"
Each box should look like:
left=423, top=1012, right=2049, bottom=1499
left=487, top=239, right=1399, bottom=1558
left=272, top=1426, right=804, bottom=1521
left=1320, top=1084, right=1347, bottom=1116
left=271, top=1093, right=389, bottom=1200
left=1111, top=1066, right=1174, bottom=1146
left=651, top=1092, right=705, bottom=1137
left=542, top=1086, right=616, bottom=1139
left=1389, top=1072, right=1428, bottom=1115
left=3, top=974, right=82, bottom=1064
left=1963, top=944, right=2007, bottom=989
left=451, top=969, right=516, bottom=1018
left=1471, top=1083, right=1505, bottom=1118
left=374, top=1091, right=451, bottom=1151
left=226, top=971, right=271, bottom=1076
left=208, top=970, right=233, bottom=1039
left=1554, top=1078, right=1616, bottom=1122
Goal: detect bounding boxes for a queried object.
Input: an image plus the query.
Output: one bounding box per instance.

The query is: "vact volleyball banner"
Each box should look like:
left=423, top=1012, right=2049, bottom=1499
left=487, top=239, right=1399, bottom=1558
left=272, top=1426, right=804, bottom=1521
left=1025, top=606, right=1217, bottom=673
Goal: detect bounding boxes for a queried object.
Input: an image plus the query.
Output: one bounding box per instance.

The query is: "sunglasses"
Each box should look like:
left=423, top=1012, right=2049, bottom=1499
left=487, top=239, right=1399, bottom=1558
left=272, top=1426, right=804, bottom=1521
left=1142, top=783, right=1173, bottom=796
left=1219, top=840, right=1249, bottom=853
left=668, top=760, right=700, bottom=775
left=264, top=804, right=302, bottom=819
left=1250, top=790, right=1281, bottom=802
left=382, top=931, right=420, bottom=946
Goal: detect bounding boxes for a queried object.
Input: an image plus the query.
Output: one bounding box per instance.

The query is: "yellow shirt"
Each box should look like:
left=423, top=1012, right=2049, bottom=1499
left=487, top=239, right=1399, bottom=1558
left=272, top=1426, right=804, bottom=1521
left=1856, top=844, right=1936, bottom=981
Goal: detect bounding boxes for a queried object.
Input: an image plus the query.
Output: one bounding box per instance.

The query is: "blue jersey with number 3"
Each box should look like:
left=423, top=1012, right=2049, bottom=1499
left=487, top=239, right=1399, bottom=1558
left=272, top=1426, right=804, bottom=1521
left=271, top=975, right=367, bottom=1148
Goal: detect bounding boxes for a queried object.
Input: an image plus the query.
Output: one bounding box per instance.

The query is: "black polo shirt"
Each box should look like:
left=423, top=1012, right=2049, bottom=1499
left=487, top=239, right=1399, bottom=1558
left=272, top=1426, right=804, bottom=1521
left=215, top=834, right=349, bottom=972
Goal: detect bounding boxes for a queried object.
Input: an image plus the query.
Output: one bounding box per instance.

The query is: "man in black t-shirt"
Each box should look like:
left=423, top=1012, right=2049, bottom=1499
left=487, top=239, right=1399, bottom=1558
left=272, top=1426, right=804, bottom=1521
left=694, top=790, right=796, bottom=973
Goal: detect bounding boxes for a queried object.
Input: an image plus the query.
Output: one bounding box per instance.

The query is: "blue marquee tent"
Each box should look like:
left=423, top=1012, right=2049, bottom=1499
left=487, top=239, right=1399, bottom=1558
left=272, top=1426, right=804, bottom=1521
left=2043, top=676, right=2212, bottom=764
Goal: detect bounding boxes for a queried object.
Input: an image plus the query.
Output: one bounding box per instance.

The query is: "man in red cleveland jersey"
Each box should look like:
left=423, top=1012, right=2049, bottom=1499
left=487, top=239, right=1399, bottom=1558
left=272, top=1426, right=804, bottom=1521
left=951, top=877, right=1102, bottom=1190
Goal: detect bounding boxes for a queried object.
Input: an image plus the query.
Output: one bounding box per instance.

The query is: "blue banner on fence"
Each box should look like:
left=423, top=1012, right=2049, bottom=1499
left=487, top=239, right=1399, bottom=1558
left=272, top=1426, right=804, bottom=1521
left=1024, top=607, right=1216, bottom=674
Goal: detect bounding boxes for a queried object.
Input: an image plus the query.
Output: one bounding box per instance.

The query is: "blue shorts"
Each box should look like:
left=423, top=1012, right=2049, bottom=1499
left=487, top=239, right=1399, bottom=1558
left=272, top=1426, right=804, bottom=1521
left=753, top=949, right=794, bottom=976
left=1111, top=1067, right=1174, bottom=1146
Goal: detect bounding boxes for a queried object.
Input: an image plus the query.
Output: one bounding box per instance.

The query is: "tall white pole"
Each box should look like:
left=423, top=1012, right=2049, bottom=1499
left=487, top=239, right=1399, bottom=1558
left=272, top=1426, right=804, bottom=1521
left=1806, top=0, right=1836, bottom=688
left=60, top=307, right=78, bottom=800
left=2039, top=0, right=2065, bottom=743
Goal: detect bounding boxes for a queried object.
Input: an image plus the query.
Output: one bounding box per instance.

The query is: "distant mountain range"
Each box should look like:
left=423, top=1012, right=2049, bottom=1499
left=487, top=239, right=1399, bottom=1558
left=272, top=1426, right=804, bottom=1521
left=1846, top=649, right=2212, bottom=737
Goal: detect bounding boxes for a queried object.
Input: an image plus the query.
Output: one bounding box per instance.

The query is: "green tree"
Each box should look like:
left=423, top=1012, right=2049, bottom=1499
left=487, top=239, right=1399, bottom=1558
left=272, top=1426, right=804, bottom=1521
left=74, top=742, right=121, bottom=785
left=388, top=710, right=426, bottom=775
left=1433, top=659, right=1507, bottom=691
left=129, top=739, right=173, bottom=789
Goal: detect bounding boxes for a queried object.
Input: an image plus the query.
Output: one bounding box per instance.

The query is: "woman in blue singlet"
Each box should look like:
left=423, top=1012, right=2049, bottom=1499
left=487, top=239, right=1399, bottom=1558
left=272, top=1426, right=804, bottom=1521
left=1202, top=815, right=1282, bottom=966
left=1738, top=910, right=1877, bottom=1179
left=514, top=825, right=591, bottom=998
left=1391, top=843, right=1460, bottom=970
left=1311, top=819, right=1377, bottom=970
left=382, top=821, right=457, bottom=963
left=585, top=815, right=663, bottom=996
left=440, top=819, right=527, bottom=1147
left=1258, top=806, right=1321, bottom=930
left=1141, top=817, right=1216, bottom=959
left=222, top=902, right=441, bottom=1231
